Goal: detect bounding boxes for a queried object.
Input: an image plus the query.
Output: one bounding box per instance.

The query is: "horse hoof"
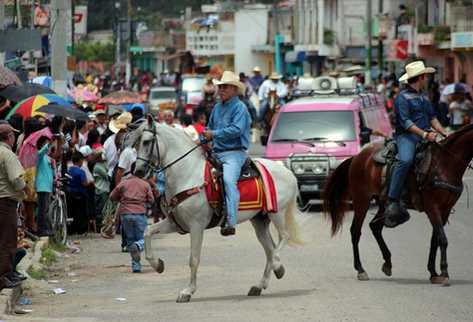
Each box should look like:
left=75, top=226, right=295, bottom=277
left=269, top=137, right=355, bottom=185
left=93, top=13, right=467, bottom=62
left=430, top=276, right=444, bottom=284
left=274, top=265, right=285, bottom=280
left=176, top=293, right=191, bottom=303
left=442, top=278, right=450, bottom=287
left=357, top=272, right=370, bottom=281
left=382, top=263, right=392, bottom=277
left=157, top=259, right=165, bottom=274
left=248, top=286, right=262, bottom=296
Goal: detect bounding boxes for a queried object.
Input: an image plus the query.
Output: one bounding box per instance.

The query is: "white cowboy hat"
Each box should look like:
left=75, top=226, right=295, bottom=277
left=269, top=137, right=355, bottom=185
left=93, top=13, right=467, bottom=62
left=108, top=111, right=132, bottom=133
left=269, top=72, right=282, bottom=80
left=213, top=71, right=246, bottom=94
left=399, top=61, right=436, bottom=82
left=253, top=66, right=261, bottom=72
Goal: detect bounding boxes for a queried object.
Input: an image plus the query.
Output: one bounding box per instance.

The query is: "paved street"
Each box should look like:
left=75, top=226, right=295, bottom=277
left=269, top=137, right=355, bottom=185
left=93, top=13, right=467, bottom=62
left=17, top=164, right=473, bottom=322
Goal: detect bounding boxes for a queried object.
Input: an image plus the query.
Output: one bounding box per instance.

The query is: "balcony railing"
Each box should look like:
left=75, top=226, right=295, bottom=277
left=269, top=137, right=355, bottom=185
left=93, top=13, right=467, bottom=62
left=449, top=5, right=473, bottom=32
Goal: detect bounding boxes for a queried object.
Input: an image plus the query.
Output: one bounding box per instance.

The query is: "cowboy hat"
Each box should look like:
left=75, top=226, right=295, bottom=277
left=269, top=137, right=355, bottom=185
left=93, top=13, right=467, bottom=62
left=269, top=72, right=282, bottom=80
left=399, top=61, right=436, bottom=82
left=213, top=71, right=246, bottom=94
left=253, top=66, right=261, bottom=72
left=108, top=111, right=132, bottom=133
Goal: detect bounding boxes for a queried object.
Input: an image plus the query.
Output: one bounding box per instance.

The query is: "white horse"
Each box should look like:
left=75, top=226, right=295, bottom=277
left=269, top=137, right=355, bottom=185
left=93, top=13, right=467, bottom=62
left=133, top=116, right=302, bottom=303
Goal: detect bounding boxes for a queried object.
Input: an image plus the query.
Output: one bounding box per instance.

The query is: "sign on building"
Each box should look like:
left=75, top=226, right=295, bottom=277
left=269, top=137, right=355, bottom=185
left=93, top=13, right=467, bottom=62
left=451, top=32, right=473, bottom=49
left=74, top=5, right=88, bottom=36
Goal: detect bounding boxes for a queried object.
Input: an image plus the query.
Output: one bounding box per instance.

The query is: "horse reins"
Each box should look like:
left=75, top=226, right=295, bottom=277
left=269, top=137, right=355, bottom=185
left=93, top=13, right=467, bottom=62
left=136, top=127, right=202, bottom=175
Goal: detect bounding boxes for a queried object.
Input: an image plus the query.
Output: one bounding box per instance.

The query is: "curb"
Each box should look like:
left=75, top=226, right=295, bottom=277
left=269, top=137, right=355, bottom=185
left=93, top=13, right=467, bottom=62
left=0, top=237, right=49, bottom=317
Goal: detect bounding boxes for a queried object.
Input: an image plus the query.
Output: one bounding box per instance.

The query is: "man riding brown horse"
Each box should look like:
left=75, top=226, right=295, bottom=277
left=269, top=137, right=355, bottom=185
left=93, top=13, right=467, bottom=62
left=384, top=61, right=448, bottom=228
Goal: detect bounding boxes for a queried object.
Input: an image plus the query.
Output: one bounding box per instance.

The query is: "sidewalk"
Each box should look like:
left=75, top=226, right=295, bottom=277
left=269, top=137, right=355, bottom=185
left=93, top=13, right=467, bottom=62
left=0, top=237, right=49, bottom=318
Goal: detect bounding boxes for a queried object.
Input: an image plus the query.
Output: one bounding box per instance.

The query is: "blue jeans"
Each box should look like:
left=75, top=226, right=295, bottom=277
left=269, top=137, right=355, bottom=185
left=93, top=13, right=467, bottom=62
left=122, top=214, right=147, bottom=270
left=388, top=133, right=420, bottom=200
left=216, top=151, right=247, bottom=227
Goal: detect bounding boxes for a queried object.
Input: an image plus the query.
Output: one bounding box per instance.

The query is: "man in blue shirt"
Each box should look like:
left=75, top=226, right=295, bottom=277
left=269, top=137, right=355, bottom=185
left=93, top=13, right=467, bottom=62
left=385, top=61, right=448, bottom=228
left=202, top=71, right=251, bottom=236
left=249, top=66, right=264, bottom=92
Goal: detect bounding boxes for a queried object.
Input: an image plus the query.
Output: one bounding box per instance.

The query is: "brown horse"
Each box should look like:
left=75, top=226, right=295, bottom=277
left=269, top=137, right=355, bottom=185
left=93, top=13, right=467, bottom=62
left=262, top=89, right=281, bottom=135
left=323, top=124, right=473, bottom=285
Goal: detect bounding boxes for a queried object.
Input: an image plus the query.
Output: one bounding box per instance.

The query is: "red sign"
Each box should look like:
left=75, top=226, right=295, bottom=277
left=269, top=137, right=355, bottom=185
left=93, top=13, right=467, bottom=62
left=395, top=40, right=408, bottom=60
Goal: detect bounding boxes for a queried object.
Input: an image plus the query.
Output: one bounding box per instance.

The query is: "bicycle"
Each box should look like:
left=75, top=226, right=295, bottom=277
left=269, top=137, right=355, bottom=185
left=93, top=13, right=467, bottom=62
left=48, top=176, right=71, bottom=245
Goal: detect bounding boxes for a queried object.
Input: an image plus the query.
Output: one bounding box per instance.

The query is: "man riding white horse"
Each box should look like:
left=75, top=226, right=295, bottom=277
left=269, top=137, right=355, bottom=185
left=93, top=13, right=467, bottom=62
left=202, top=71, right=252, bottom=236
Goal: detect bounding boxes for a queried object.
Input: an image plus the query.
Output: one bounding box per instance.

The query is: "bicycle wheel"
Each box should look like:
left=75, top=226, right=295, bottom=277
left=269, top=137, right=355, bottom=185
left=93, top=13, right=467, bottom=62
left=52, top=199, right=67, bottom=245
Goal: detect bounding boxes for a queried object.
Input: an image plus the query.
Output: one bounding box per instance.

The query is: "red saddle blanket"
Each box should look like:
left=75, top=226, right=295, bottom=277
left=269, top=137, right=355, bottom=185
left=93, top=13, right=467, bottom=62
left=204, top=160, right=278, bottom=213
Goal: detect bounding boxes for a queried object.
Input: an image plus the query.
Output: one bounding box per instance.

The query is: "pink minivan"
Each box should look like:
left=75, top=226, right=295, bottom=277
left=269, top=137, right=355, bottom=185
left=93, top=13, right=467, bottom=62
left=264, top=92, right=392, bottom=205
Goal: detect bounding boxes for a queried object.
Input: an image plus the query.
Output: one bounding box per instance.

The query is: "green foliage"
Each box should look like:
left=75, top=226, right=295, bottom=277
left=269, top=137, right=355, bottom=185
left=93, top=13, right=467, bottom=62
left=74, top=42, right=115, bottom=63
left=27, top=266, right=46, bottom=280
left=40, top=248, right=57, bottom=267
left=433, top=25, right=451, bottom=43
left=417, top=24, right=434, bottom=33
left=324, top=29, right=335, bottom=46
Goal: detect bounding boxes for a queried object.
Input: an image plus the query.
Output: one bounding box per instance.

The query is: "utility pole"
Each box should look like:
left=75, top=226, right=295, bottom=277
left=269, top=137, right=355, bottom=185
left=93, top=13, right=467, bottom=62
left=125, top=0, right=132, bottom=87
left=377, top=0, right=383, bottom=77
left=366, top=0, right=372, bottom=86
left=51, top=0, right=70, bottom=96
left=0, top=4, right=4, bottom=66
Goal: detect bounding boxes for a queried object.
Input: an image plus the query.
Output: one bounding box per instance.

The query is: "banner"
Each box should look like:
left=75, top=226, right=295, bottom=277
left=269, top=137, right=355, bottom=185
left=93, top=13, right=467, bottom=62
left=74, top=5, right=88, bottom=35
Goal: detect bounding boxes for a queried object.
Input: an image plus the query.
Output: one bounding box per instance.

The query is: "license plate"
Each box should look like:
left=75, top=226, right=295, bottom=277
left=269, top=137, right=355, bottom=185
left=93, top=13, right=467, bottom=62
left=300, top=184, right=319, bottom=192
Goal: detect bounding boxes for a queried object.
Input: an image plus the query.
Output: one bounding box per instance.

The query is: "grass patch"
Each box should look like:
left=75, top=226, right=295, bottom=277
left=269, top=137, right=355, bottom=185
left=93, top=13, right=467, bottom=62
left=40, top=248, right=57, bottom=266
left=49, top=240, right=67, bottom=253
left=27, top=266, right=46, bottom=280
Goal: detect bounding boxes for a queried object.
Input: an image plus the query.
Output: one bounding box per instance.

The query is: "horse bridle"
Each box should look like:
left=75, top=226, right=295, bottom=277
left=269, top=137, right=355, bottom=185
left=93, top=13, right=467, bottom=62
left=136, top=127, right=160, bottom=174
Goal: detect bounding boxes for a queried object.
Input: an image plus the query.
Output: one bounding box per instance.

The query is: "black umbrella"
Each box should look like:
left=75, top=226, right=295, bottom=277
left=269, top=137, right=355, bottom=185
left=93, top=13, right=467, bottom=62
left=0, top=83, right=55, bottom=102
left=37, top=103, right=89, bottom=121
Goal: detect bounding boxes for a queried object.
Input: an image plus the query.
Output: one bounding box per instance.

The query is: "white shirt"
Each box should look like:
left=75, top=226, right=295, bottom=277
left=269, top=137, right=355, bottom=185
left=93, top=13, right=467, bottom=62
left=450, top=100, right=473, bottom=126
left=103, top=134, right=118, bottom=177
left=258, top=79, right=288, bottom=101
left=118, top=147, right=137, bottom=178
left=97, top=123, right=107, bottom=135
left=183, top=125, right=199, bottom=142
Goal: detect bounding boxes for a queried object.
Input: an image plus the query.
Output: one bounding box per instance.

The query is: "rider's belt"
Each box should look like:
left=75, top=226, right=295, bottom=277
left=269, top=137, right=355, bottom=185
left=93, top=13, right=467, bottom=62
left=214, top=148, right=245, bottom=153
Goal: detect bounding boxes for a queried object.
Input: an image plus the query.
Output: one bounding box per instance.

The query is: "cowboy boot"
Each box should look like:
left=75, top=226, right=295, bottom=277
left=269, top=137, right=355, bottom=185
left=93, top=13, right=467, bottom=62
left=384, top=201, right=410, bottom=228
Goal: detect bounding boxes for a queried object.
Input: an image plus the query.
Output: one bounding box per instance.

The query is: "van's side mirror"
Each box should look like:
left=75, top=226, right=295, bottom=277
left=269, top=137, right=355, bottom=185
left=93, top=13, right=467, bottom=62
left=260, top=135, right=268, bottom=146
left=360, top=129, right=371, bottom=145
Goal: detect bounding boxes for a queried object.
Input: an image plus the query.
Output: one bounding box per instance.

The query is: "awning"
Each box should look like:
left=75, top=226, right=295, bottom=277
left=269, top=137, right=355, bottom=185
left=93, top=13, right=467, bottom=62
left=285, top=51, right=306, bottom=63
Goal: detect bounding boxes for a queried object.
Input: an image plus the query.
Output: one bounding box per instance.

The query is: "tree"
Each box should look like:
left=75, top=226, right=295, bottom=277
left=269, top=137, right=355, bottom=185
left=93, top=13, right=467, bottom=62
left=74, top=42, right=115, bottom=63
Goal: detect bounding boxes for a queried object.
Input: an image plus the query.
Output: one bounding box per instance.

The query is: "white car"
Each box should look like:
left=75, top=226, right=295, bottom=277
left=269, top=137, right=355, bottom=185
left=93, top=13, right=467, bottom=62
left=149, top=86, right=178, bottom=114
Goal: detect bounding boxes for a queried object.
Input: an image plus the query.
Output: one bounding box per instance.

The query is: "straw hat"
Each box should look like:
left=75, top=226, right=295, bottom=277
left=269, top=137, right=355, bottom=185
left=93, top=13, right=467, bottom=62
left=253, top=66, right=261, bottom=73
left=399, top=61, right=436, bottom=82
left=269, top=72, right=282, bottom=80
left=108, top=112, right=132, bottom=133
left=213, top=71, right=246, bottom=94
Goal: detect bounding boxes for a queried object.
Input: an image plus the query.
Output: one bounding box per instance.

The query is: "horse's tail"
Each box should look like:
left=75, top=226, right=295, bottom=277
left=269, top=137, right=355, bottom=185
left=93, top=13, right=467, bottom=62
left=285, top=196, right=304, bottom=246
left=323, top=157, right=353, bottom=236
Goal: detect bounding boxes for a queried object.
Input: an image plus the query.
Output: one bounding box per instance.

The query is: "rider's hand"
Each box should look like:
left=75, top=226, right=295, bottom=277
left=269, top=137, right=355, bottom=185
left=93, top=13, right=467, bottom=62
left=426, top=132, right=437, bottom=142
left=202, top=131, right=213, bottom=141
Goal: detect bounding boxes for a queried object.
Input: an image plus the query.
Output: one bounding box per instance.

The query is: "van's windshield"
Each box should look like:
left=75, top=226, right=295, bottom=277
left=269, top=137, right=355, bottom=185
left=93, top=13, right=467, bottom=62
left=271, top=110, right=357, bottom=142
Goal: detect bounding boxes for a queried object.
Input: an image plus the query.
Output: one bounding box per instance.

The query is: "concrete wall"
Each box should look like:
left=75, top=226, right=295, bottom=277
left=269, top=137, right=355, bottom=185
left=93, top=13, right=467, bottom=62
left=234, top=7, right=270, bottom=75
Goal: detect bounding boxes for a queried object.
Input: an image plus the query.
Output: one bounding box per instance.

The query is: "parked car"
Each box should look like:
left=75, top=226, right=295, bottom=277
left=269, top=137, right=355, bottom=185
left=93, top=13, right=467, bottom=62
left=149, top=86, right=178, bottom=115
left=264, top=77, right=392, bottom=206
left=179, top=75, right=206, bottom=116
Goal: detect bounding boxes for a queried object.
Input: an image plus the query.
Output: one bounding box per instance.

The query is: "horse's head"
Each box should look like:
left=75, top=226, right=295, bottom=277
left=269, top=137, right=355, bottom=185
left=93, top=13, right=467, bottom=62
left=134, top=115, right=162, bottom=178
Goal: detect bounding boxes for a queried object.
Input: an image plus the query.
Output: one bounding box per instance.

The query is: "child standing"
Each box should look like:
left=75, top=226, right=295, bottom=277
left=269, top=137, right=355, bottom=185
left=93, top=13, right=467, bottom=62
left=35, top=136, right=54, bottom=237
left=110, top=166, right=154, bottom=273
left=67, top=152, right=90, bottom=235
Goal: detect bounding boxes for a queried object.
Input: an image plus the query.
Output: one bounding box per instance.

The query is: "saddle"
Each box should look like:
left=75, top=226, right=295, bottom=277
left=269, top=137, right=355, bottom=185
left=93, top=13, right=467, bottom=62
left=373, top=139, right=433, bottom=211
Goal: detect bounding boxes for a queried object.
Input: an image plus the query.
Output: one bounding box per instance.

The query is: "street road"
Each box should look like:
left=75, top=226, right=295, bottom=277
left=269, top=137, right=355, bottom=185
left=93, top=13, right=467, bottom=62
left=17, top=144, right=473, bottom=322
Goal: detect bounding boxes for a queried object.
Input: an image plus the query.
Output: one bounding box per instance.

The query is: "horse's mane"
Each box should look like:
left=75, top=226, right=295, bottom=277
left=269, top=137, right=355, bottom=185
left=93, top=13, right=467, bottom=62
left=441, top=123, right=473, bottom=146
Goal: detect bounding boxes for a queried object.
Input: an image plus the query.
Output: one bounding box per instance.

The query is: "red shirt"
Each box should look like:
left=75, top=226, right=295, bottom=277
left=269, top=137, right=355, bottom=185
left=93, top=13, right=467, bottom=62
left=110, top=175, right=155, bottom=215
left=193, top=123, right=205, bottom=134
